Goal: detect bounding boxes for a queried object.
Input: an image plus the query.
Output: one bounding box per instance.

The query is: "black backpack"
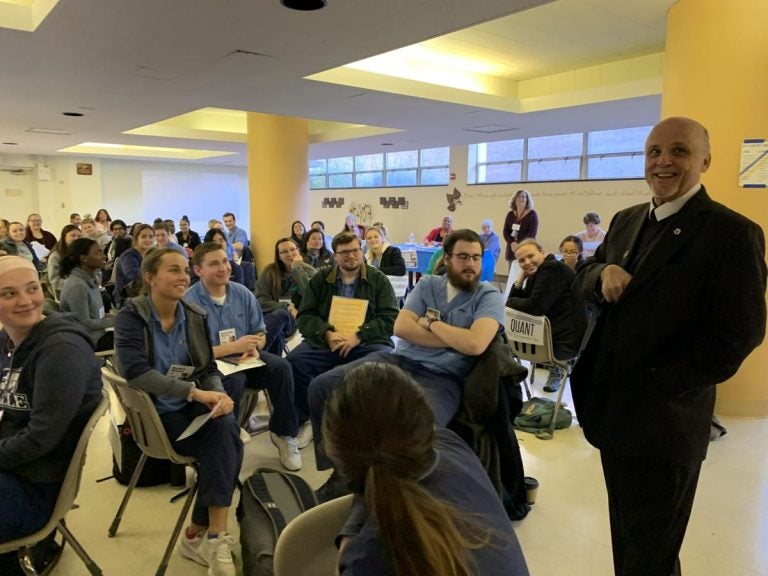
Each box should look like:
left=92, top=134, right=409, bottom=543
left=237, top=467, right=318, bottom=576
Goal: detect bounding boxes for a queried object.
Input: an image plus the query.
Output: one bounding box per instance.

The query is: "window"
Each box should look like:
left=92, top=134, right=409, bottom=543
left=309, top=147, right=449, bottom=189
left=468, top=125, right=650, bottom=184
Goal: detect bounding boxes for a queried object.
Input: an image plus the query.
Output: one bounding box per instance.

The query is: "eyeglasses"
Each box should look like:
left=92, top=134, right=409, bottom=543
left=561, top=249, right=580, bottom=255
left=448, top=252, right=482, bottom=263
left=278, top=247, right=299, bottom=256
left=335, top=248, right=361, bottom=257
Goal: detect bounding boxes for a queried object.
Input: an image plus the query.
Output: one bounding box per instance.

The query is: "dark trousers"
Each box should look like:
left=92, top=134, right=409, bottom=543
left=306, top=350, right=463, bottom=470
left=161, top=404, right=243, bottom=527
left=222, top=351, right=300, bottom=436
left=0, top=472, right=60, bottom=542
left=600, top=450, right=702, bottom=576
left=263, top=309, right=295, bottom=356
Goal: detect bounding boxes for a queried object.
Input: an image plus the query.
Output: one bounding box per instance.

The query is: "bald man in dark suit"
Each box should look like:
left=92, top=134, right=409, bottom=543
left=571, top=116, right=766, bottom=576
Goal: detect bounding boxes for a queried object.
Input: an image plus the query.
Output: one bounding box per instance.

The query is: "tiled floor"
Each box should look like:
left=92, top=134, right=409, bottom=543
left=51, top=371, right=768, bottom=576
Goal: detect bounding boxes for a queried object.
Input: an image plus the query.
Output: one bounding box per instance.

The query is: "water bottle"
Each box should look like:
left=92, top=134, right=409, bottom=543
left=409, top=232, right=415, bottom=244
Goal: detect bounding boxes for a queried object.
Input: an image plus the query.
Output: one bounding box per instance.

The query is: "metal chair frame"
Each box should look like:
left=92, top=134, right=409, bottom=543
left=504, top=307, right=574, bottom=440
left=0, top=390, right=110, bottom=576
left=101, top=367, right=198, bottom=576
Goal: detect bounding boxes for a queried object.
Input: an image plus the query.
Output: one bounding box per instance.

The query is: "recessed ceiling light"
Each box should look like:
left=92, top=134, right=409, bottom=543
left=26, top=127, right=71, bottom=135
left=281, top=0, right=327, bottom=11
left=63, top=112, right=84, bottom=117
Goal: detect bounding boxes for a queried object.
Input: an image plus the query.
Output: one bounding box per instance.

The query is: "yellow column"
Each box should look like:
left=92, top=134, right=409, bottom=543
left=246, top=112, right=310, bottom=271
left=663, top=0, right=768, bottom=417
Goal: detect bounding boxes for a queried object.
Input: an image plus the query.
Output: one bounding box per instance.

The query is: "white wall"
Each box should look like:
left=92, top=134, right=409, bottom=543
left=1, top=148, right=651, bottom=277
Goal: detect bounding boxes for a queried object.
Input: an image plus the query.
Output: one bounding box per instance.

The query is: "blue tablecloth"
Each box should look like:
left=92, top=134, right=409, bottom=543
left=393, top=243, right=440, bottom=275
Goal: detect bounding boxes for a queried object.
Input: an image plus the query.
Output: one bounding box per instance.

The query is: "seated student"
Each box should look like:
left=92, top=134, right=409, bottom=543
left=59, top=238, right=115, bottom=351
left=255, top=238, right=315, bottom=354
left=201, top=228, right=244, bottom=285
left=176, top=215, right=202, bottom=257
left=326, top=363, right=530, bottom=576
left=186, top=242, right=312, bottom=471
left=310, top=220, right=334, bottom=252
left=24, top=214, right=57, bottom=260
left=2, top=222, right=45, bottom=272
left=114, top=223, right=155, bottom=307
left=301, top=228, right=333, bottom=269
left=94, top=209, right=113, bottom=235
left=574, top=212, right=606, bottom=258
left=80, top=217, right=110, bottom=251
left=506, top=239, right=587, bottom=392
left=290, top=220, right=306, bottom=247
left=153, top=222, right=188, bottom=259
left=0, top=256, right=102, bottom=570
left=114, top=248, right=241, bottom=576
left=364, top=226, right=405, bottom=276
left=558, top=235, right=585, bottom=271
left=340, top=213, right=366, bottom=239
left=46, top=224, right=81, bottom=298
left=423, top=215, right=454, bottom=246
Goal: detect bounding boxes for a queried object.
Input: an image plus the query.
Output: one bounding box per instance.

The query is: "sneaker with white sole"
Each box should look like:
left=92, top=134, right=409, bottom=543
left=270, top=432, right=302, bottom=471
left=295, top=421, right=314, bottom=450
left=179, top=529, right=208, bottom=566
left=201, top=532, right=236, bottom=576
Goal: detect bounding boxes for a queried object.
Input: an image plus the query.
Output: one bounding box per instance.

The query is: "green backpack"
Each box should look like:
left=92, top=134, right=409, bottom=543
left=514, top=397, right=573, bottom=434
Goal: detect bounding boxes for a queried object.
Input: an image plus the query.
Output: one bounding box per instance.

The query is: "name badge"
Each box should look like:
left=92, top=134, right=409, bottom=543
left=218, top=328, right=237, bottom=345
left=512, top=223, right=521, bottom=231
left=166, top=364, right=195, bottom=380
left=426, top=308, right=442, bottom=321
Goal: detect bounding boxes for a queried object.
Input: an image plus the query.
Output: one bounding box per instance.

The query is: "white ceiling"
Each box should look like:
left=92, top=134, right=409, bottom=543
left=0, top=0, right=673, bottom=165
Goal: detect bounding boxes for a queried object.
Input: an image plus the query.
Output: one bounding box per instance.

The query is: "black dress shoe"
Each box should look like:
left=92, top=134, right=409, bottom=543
left=315, top=470, right=352, bottom=503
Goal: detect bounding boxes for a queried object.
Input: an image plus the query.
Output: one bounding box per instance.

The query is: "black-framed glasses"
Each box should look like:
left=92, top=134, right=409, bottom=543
left=336, top=248, right=361, bottom=257
left=448, top=252, right=482, bottom=263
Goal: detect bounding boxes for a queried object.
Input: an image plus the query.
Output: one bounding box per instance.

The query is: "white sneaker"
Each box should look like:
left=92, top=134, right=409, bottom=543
left=270, top=432, right=302, bottom=471
left=296, top=421, right=314, bottom=450
left=201, top=532, right=236, bottom=576
left=179, top=529, right=208, bottom=566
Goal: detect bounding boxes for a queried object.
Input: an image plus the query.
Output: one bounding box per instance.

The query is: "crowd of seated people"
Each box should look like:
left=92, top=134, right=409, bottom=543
left=1, top=203, right=614, bottom=575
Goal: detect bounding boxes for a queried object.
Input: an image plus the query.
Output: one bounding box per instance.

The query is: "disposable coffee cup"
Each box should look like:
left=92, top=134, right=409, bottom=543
left=524, top=476, right=539, bottom=505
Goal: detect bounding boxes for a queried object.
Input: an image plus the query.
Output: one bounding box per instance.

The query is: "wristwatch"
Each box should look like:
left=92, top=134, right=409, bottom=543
left=426, top=317, right=440, bottom=331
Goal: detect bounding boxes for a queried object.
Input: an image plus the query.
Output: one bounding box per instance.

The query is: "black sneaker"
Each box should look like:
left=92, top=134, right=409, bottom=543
left=315, top=470, right=351, bottom=503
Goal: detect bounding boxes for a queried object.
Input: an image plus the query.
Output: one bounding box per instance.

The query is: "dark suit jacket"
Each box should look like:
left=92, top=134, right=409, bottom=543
left=571, top=187, right=766, bottom=463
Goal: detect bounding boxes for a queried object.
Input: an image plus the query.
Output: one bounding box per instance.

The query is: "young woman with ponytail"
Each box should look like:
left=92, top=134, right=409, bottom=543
left=322, top=362, right=529, bottom=576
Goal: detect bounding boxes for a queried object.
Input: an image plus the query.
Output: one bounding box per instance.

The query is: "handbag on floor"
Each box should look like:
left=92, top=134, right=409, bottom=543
left=237, top=467, right=318, bottom=576
left=514, top=397, right=573, bottom=434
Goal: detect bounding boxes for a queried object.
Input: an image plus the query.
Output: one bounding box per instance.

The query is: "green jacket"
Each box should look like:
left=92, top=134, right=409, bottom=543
left=297, top=264, right=398, bottom=349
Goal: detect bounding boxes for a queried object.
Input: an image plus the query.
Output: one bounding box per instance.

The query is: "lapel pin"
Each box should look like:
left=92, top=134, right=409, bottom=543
left=673, top=228, right=681, bottom=236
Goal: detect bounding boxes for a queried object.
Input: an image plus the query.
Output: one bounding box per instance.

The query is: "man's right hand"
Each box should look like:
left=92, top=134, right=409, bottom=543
left=600, top=264, right=633, bottom=302
left=233, top=335, right=262, bottom=354
left=324, top=330, right=346, bottom=349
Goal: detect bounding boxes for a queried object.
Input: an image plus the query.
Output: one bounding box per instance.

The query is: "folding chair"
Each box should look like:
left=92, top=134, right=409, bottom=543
left=273, top=494, right=353, bottom=576
left=504, top=307, right=573, bottom=440
left=386, top=274, right=409, bottom=308
left=0, top=390, right=109, bottom=576
left=101, top=367, right=198, bottom=576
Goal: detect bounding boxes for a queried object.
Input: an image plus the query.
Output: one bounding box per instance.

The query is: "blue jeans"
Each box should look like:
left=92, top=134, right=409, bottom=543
left=263, top=309, right=296, bottom=356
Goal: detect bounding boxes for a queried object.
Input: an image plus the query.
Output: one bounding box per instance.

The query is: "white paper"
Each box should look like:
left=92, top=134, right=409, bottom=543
left=215, top=356, right=265, bottom=376
left=177, top=400, right=222, bottom=441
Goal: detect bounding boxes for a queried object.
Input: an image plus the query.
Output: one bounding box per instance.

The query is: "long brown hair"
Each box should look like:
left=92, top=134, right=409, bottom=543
left=264, top=237, right=298, bottom=298
left=323, top=363, right=486, bottom=576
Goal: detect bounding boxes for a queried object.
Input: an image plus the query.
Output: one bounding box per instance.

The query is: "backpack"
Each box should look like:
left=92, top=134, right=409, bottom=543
left=238, top=467, right=318, bottom=576
left=109, top=420, right=171, bottom=487
left=514, top=397, right=573, bottom=434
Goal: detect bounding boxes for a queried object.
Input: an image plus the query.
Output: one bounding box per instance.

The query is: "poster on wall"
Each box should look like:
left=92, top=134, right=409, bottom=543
left=739, top=139, right=768, bottom=188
